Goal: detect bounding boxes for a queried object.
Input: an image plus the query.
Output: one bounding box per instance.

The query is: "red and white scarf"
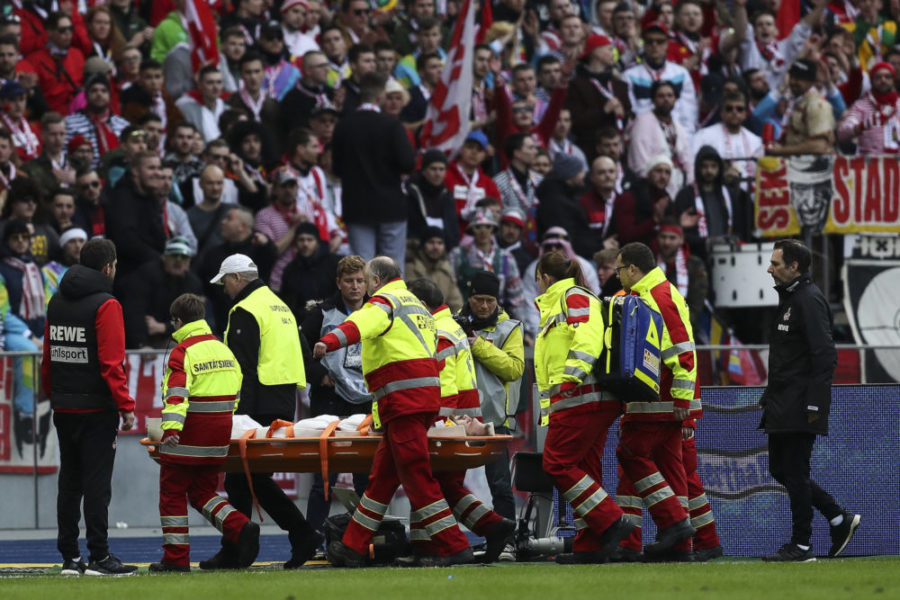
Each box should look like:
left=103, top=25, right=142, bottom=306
left=1, top=113, right=40, bottom=160
left=88, top=109, right=119, bottom=157
left=693, top=183, right=733, bottom=237
left=3, top=256, right=45, bottom=322
left=658, top=244, right=689, bottom=297
left=505, top=168, right=538, bottom=210
left=239, top=87, right=269, bottom=121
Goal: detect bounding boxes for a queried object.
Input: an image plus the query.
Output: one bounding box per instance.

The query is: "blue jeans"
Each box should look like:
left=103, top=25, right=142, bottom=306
left=347, top=221, right=407, bottom=275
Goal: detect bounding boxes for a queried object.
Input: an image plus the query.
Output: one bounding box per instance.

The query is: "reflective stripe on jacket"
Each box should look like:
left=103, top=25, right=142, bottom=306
left=433, top=306, right=480, bottom=418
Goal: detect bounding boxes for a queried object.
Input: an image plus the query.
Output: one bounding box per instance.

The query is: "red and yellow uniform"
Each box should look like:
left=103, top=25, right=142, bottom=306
left=535, top=278, right=625, bottom=553
left=616, top=267, right=697, bottom=552
left=158, top=319, right=250, bottom=567
left=319, top=280, right=470, bottom=558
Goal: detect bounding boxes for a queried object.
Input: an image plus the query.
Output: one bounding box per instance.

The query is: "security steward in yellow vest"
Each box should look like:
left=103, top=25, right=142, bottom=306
left=152, top=293, right=260, bottom=573
left=533, top=252, right=633, bottom=564
left=314, top=257, right=473, bottom=568
left=202, top=254, right=322, bottom=570
left=407, top=278, right=516, bottom=564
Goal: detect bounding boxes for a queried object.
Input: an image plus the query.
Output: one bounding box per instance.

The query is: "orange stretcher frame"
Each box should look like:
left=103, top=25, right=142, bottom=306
left=140, top=435, right=513, bottom=474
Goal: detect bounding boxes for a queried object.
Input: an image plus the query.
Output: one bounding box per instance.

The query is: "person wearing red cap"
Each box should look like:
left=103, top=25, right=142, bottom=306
left=622, top=21, right=698, bottom=134
left=837, top=61, right=900, bottom=154
left=566, top=32, right=630, bottom=153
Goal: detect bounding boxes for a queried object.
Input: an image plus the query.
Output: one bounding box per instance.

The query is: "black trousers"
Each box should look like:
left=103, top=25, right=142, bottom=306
left=224, top=413, right=315, bottom=552
left=54, top=410, right=119, bottom=561
left=767, top=432, right=842, bottom=546
left=484, top=425, right=516, bottom=523
left=305, top=395, right=371, bottom=533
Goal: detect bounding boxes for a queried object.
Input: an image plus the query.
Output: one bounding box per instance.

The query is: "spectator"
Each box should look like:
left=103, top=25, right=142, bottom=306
left=566, top=34, right=630, bottom=153
left=219, top=0, right=266, bottom=49
left=405, top=226, right=464, bottom=313
left=623, top=21, right=698, bottom=135
left=406, top=149, right=460, bottom=250
left=321, top=24, right=352, bottom=87
left=396, top=18, right=446, bottom=91
left=610, top=2, right=641, bottom=69
left=593, top=247, right=622, bottom=296
left=187, top=165, right=233, bottom=262
left=22, top=112, right=75, bottom=200
left=494, top=133, right=542, bottom=217
left=123, top=236, right=203, bottom=348
left=0, top=33, right=49, bottom=120
left=400, top=50, right=443, bottom=125
left=120, top=59, right=182, bottom=129
left=280, top=51, right=337, bottom=136
left=64, top=75, right=129, bottom=169
left=691, top=90, right=763, bottom=187
left=382, top=78, right=412, bottom=125
left=445, top=131, right=501, bottom=235
left=0, top=80, right=40, bottom=162
left=227, top=52, right=280, bottom=136
left=73, top=167, right=106, bottom=238
left=449, top=209, right=525, bottom=319
left=281, top=0, right=319, bottom=59
left=199, top=206, right=278, bottom=334
left=175, top=66, right=228, bottom=143
left=255, top=166, right=307, bottom=292
left=540, top=0, right=576, bottom=56
left=150, top=3, right=187, bottom=64
left=651, top=219, right=708, bottom=333
left=594, top=126, right=636, bottom=192
left=842, top=0, right=897, bottom=72
left=43, top=226, right=87, bottom=299
left=496, top=207, right=533, bottom=276
left=373, top=40, right=399, bottom=79
left=593, top=0, right=617, bottom=36
left=768, top=60, right=836, bottom=156
left=337, top=0, right=388, bottom=48
left=0, top=218, right=47, bottom=340
left=258, top=24, right=301, bottom=102
left=308, top=101, right=340, bottom=147
left=332, top=72, right=416, bottom=265
left=100, top=125, right=148, bottom=189
left=548, top=108, right=588, bottom=171
left=139, top=112, right=165, bottom=155
left=49, top=188, right=77, bottom=235
left=536, top=153, right=604, bottom=261
left=115, top=47, right=143, bottom=93
left=0, top=129, right=21, bottom=198
left=578, top=155, right=620, bottom=249
left=532, top=147, right=552, bottom=176
left=470, top=44, right=494, bottom=133
left=219, top=27, right=248, bottom=93
left=340, top=43, right=377, bottom=115
left=494, top=67, right=567, bottom=169
left=392, top=0, right=445, bottom=56
left=535, top=55, right=562, bottom=111
left=180, top=141, right=246, bottom=208
left=738, top=0, right=825, bottom=91
left=105, top=151, right=166, bottom=281
left=280, top=223, right=340, bottom=321
left=838, top=62, right=900, bottom=154
left=164, top=122, right=205, bottom=188
left=628, top=80, right=694, bottom=199
left=108, top=0, right=153, bottom=51
left=614, top=155, right=677, bottom=246
left=28, top=12, right=85, bottom=115
left=157, top=165, right=197, bottom=253
left=1, top=178, right=59, bottom=266
left=284, top=129, right=341, bottom=252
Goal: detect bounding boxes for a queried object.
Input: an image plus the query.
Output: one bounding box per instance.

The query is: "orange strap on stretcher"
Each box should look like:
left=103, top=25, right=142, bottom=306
left=319, top=421, right=341, bottom=501
left=266, top=419, right=295, bottom=438
left=356, top=414, right=373, bottom=436
left=238, top=429, right=264, bottom=521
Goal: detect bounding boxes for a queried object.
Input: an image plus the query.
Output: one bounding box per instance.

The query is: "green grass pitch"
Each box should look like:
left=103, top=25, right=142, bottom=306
left=3, top=557, right=898, bottom=600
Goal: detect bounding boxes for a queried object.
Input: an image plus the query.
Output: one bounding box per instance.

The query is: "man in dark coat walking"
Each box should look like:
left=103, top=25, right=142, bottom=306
left=760, top=239, right=860, bottom=562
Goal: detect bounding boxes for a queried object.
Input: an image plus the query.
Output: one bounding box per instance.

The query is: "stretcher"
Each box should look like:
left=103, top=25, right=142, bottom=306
left=140, top=434, right=513, bottom=474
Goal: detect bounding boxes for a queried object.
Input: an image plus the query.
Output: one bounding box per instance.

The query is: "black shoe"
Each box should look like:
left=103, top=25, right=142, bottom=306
left=198, top=545, right=240, bottom=571
left=60, top=558, right=86, bottom=576
left=609, top=547, right=643, bottom=563
left=644, top=549, right=694, bottom=562
left=326, top=540, right=368, bottom=568
left=84, top=554, right=138, bottom=576
left=285, top=531, right=326, bottom=569
left=482, top=519, right=517, bottom=563
left=644, top=519, right=696, bottom=556
left=828, top=513, right=861, bottom=557
left=555, top=550, right=606, bottom=565
left=692, top=545, right=724, bottom=562
left=762, top=543, right=816, bottom=562
left=598, top=516, right=636, bottom=560
left=236, top=521, right=260, bottom=568
left=417, top=547, right=475, bottom=567
left=149, top=562, right=190, bottom=573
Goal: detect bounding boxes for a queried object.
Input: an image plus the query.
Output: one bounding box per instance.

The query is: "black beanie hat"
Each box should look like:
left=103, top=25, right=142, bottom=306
left=470, top=270, right=500, bottom=298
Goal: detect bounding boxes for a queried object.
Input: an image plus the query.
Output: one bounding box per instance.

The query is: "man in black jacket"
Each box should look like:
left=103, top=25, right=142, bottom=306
left=299, top=255, right=372, bottom=534
left=535, top=152, right=599, bottom=260
left=760, top=240, right=860, bottom=562
left=332, top=71, right=415, bottom=268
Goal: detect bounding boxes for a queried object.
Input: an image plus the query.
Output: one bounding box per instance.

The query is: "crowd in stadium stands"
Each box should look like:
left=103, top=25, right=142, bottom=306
left=0, top=0, right=899, bottom=355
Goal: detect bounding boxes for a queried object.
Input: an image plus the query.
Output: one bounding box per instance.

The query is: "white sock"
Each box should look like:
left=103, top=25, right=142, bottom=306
left=72, top=556, right=81, bottom=562
left=830, top=514, right=844, bottom=527
left=796, top=544, right=810, bottom=551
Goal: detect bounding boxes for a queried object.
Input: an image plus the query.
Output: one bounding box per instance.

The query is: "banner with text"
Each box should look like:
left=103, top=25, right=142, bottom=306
left=755, top=155, right=900, bottom=237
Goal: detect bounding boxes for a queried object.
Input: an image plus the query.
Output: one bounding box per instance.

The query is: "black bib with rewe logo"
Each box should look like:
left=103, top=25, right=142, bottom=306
left=47, top=290, right=116, bottom=411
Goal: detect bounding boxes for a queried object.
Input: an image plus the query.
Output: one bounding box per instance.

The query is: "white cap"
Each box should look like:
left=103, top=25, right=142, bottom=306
left=59, top=227, right=88, bottom=247
left=210, top=253, right=258, bottom=284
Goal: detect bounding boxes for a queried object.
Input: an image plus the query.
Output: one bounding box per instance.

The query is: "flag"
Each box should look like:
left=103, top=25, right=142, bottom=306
left=182, top=0, right=220, bottom=71
left=775, top=0, right=801, bottom=41
left=420, top=0, right=476, bottom=157
left=477, top=0, right=493, bottom=44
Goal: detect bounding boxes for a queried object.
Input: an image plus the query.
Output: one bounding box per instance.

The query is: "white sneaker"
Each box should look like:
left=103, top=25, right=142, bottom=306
left=498, top=544, right=516, bottom=562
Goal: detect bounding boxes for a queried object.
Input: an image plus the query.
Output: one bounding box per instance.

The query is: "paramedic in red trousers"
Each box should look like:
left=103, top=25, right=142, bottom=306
left=151, top=293, right=260, bottom=572
left=42, top=239, right=138, bottom=576
left=202, top=254, right=323, bottom=570
left=534, top=251, right=634, bottom=564
left=613, top=242, right=697, bottom=561
left=760, top=240, right=861, bottom=562
left=407, top=278, right=516, bottom=564
left=313, top=256, right=473, bottom=567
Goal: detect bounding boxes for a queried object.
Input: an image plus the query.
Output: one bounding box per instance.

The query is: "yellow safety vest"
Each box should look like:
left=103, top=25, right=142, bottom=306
left=227, top=284, right=305, bottom=388
left=433, top=306, right=480, bottom=417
